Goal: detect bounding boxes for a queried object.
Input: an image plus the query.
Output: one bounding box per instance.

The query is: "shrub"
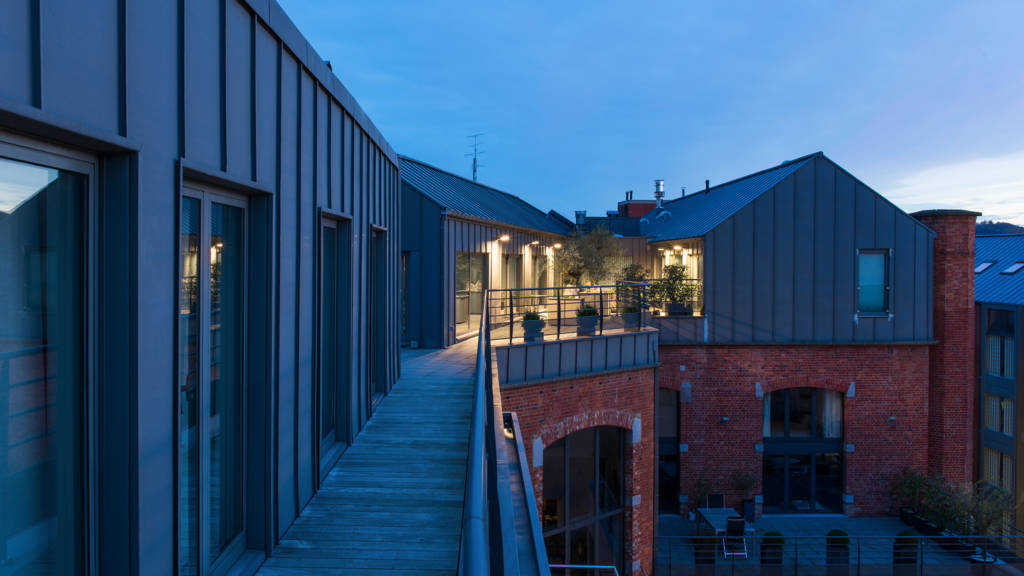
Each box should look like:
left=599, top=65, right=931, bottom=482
left=522, top=311, right=541, bottom=321
left=826, top=529, right=849, bottom=549
left=576, top=306, right=598, bottom=317
left=620, top=305, right=639, bottom=314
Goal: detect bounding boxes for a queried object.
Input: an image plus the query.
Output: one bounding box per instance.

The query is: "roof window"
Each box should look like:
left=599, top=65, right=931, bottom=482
left=1001, top=261, right=1024, bottom=275
left=976, top=261, right=995, bottom=273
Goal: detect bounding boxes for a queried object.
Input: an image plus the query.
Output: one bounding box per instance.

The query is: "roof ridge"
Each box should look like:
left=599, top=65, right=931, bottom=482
left=978, top=233, right=1024, bottom=238
left=660, top=151, right=820, bottom=209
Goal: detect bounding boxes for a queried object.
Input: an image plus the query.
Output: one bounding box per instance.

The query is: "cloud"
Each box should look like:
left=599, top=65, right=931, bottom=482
left=886, top=150, right=1024, bottom=224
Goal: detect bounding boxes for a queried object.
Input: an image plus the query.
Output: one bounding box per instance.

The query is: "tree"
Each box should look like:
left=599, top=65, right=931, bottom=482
left=554, top=227, right=624, bottom=286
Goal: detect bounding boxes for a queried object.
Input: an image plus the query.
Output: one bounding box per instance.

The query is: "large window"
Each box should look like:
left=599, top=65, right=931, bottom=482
left=983, top=448, right=1013, bottom=492
left=455, top=251, right=486, bottom=336
left=857, top=250, right=889, bottom=315
left=984, top=394, right=1013, bottom=436
left=543, top=427, right=626, bottom=575
left=763, top=388, right=844, bottom=514
left=658, top=389, right=680, bottom=514
left=179, top=187, right=247, bottom=575
left=1, top=151, right=89, bottom=574
left=986, top=309, right=1015, bottom=378
left=320, top=219, right=352, bottom=469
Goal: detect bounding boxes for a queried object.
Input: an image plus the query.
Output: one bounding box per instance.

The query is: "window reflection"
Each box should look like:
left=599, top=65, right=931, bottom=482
left=455, top=251, right=486, bottom=336
left=0, top=155, right=86, bottom=574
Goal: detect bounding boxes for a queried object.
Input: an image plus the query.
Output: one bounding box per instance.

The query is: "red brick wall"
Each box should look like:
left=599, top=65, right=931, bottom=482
left=913, top=211, right=978, bottom=485
left=618, top=201, right=657, bottom=218
left=658, top=344, right=931, bottom=516
left=500, top=368, right=656, bottom=575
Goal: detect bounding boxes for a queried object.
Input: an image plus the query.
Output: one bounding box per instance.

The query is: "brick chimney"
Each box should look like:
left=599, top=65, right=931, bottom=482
left=912, top=209, right=980, bottom=485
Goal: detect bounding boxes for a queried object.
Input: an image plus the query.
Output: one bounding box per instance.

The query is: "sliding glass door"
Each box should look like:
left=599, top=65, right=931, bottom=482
left=0, top=146, right=91, bottom=575
left=320, top=218, right=351, bottom=471
left=179, top=187, right=246, bottom=575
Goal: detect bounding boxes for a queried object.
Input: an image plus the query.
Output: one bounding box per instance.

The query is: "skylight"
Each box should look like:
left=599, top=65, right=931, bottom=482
left=975, top=261, right=995, bottom=273
left=1001, top=261, right=1024, bottom=275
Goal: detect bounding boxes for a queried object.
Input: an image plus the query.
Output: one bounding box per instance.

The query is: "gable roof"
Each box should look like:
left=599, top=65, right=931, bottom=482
left=399, top=156, right=571, bottom=236
left=640, top=152, right=817, bottom=241
left=976, top=234, right=1024, bottom=306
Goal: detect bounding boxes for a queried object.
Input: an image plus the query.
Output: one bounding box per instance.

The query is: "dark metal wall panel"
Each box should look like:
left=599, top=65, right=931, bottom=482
left=0, top=0, right=35, bottom=104
left=813, top=159, right=836, bottom=341
left=792, top=164, right=815, bottom=341
left=732, top=204, right=754, bottom=342
left=706, top=155, right=932, bottom=345
left=41, top=0, right=122, bottom=134
left=275, top=48, right=299, bottom=533
left=752, top=193, right=773, bottom=341
left=295, top=70, right=315, bottom=509
left=184, top=0, right=223, bottom=166
left=224, top=0, right=253, bottom=179
left=834, top=172, right=856, bottom=341
left=710, top=218, right=733, bottom=341
left=771, top=175, right=795, bottom=339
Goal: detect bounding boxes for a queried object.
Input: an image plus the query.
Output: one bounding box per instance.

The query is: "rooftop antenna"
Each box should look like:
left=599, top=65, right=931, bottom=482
left=466, top=133, right=485, bottom=181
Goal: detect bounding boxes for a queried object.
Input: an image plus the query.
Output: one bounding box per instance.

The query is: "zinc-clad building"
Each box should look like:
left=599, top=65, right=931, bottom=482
left=0, top=1, right=399, bottom=574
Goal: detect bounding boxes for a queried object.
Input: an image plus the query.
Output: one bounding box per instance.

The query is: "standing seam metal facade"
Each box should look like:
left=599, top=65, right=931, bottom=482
left=0, top=0, right=399, bottom=573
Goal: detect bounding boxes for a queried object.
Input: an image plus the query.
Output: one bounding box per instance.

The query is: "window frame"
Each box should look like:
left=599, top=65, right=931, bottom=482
left=0, top=132, right=99, bottom=574
left=542, top=426, right=627, bottom=572
left=177, top=183, right=250, bottom=576
left=855, top=248, right=891, bottom=317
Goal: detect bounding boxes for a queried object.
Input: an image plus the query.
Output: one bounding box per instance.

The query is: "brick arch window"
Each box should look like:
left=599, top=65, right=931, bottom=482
left=542, top=426, right=625, bottom=574
left=762, top=388, right=845, bottom=514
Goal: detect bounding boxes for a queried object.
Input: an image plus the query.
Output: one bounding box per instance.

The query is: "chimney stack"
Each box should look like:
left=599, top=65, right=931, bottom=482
left=654, top=179, right=665, bottom=207
left=705, top=179, right=710, bottom=193
left=681, top=186, right=686, bottom=198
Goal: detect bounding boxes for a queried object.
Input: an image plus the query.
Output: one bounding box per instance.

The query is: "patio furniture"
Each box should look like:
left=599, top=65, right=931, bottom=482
left=706, top=494, right=725, bottom=508
left=722, top=517, right=748, bottom=559
left=696, top=507, right=746, bottom=535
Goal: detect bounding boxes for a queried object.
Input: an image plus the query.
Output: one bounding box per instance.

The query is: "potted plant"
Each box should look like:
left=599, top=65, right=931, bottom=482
left=892, top=530, right=918, bottom=574
left=521, top=310, right=545, bottom=342
left=576, top=305, right=599, bottom=335
left=826, top=529, right=850, bottom=570
left=620, top=305, right=641, bottom=331
left=651, top=265, right=696, bottom=316
left=692, top=529, right=717, bottom=573
left=760, top=531, right=785, bottom=574
left=731, top=470, right=757, bottom=522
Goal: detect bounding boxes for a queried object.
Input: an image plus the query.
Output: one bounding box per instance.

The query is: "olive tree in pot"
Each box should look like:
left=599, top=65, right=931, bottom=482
left=576, top=305, right=599, bottom=335
left=521, top=310, right=545, bottom=342
left=760, top=531, right=785, bottom=573
left=651, top=265, right=696, bottom=316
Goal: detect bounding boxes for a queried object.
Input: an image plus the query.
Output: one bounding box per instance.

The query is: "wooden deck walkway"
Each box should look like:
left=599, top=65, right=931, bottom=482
left=258, top=340, right=478, bottom=575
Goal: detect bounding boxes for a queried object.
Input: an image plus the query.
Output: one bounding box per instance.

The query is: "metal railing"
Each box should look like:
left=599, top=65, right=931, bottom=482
left=550, top=564, right=620, bottom=575
left=630, top=278, right=704, bottom=318
left=486, top=283, right=651, bottom=345
left=459, top=300, right=494, bottom=573
left=656, top=534, right=1024, bottom=575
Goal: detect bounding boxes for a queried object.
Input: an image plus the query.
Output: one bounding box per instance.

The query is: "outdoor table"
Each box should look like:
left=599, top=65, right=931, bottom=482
left=696, top=507, right=752, bottom=535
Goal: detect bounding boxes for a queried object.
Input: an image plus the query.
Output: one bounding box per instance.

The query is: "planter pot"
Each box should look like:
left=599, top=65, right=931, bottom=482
left=666, top=301, right=688, bottom=316
left=760, top=547, right=783, bottom=565
left=622, top=311, right=640, bottom=331
left=920, top=521, right=941, bottom=536
left=576, top=315, right=598, bottom=336
left=826, top=546, right=850, bottom=565
left=521, top=319, right=545, bottom=342
left=742, top=499, right=756, bottom=523
left=893, top=543, right=918, bottom=565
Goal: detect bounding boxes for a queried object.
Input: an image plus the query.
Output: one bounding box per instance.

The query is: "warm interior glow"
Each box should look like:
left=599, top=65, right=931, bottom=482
left=672, top=245, right=682, bottom=251
left=553, top=243, right=562, bottom=249
left=499, top=234, right=510, bottom=242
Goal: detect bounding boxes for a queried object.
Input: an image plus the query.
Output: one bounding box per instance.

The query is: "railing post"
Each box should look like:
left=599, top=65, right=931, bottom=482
left=856, top=537, right=860, bottom=576
left=557, top=286, right=563, bottom=340
left=793, top=539, right=798, bottom=576
left=509, top=289, right=514, bottom=344
left=598, top=287, right=605, bottom=335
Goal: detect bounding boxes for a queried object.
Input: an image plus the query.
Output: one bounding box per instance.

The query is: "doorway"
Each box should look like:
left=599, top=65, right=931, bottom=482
left=319, top=218, right=352, bottom=474
left=178, top=187, right=248, bottom=575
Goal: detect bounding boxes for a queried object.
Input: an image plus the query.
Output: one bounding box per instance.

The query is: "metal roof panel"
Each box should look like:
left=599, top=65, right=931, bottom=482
left=976, top=234, right=1024, bottom=306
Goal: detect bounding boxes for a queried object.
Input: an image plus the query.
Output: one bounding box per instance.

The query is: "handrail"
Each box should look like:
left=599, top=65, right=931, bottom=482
left=458, top=300, right=490, bottom=574
left=549, top=564, right=619, bottom=575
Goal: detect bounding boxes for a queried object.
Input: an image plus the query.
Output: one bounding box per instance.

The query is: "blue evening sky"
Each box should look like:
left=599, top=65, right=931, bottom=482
left=279, top=1, right=1024, bottom=224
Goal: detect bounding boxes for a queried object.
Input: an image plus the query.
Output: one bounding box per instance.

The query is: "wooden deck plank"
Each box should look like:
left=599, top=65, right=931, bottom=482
left=257, top=340, right=477, bottom=575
